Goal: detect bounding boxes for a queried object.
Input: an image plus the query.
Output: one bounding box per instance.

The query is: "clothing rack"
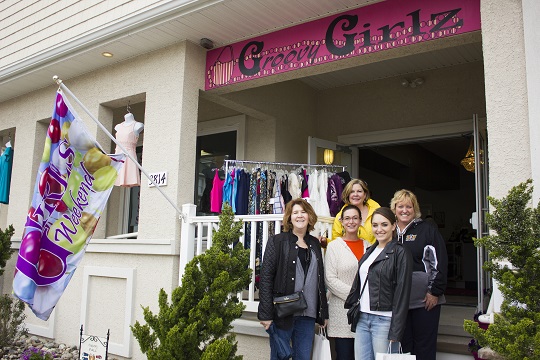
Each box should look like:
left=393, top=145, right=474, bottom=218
left=224, top=159, right=346, bottom=175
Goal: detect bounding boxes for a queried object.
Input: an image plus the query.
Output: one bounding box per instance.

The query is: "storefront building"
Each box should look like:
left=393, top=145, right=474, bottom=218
left=0, top=0, right=538, bottom=359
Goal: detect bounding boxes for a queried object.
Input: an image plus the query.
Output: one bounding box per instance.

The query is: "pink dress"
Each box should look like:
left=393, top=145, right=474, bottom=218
left=114, top=122, right=140, bottom=187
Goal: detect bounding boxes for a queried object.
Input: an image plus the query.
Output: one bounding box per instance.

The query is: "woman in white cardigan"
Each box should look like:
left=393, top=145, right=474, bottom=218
left=325, top=204, right=370, bottom=360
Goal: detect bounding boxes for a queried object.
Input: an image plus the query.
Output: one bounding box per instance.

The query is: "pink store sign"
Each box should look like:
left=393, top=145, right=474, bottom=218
left=205, top=0, right=480, bottom=90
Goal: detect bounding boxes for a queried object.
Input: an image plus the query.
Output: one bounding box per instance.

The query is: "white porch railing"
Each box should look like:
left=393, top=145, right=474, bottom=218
left=179, top=203, right=334, bottom=312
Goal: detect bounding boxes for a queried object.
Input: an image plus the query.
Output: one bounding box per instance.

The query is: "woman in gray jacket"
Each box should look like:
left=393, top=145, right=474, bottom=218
left=345, top=207, right=412, bottom=360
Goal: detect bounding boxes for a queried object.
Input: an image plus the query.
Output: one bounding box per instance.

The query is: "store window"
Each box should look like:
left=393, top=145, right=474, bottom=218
left=105, top=100, right=145, bottom=238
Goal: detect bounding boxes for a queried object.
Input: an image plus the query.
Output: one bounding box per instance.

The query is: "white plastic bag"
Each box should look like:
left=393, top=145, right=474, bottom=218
left=312, top=328, right=331, bottom=360
left=375, top=342, right=416, bottom=360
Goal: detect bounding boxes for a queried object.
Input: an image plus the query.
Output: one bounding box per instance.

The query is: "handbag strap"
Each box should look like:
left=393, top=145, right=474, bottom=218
left=358, top=272, right=369, bottom=302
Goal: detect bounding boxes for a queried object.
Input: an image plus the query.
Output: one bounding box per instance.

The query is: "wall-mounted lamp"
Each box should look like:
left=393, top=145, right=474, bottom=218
left=323, top=149, right=334, bottom=165
left=401, top=77, right=424, bottom=88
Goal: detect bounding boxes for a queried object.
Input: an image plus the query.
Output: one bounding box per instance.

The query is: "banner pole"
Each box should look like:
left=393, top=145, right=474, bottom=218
left=53, top=76, right=184, bottom=219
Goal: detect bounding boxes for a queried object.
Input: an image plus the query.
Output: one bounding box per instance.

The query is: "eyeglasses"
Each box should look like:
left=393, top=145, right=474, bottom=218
left=342, top=216, right=360, bottom=222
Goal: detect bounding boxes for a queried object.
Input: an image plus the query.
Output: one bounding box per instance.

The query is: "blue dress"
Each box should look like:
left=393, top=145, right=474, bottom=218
left=0, top=146, right=13, bottom=204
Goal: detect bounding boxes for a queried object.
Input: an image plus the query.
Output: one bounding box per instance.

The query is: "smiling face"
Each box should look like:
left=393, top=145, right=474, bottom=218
left=348, top=184, right=366, bottom=206
left=340, top=207, right=361, bottom=236
left=371, top=213, right=396, bottom=244
left=394, top=200, right=415, bottom=227
left=290, top=204, right=308, bottom=233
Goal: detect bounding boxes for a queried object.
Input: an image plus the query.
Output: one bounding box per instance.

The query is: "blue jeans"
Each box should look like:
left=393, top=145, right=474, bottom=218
left=269, top=316, right=316, bottom=360
left=354, top=312, right=399, bottom=360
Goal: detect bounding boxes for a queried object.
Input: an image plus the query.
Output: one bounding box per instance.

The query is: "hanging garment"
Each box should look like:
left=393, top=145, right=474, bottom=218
left=232, top=168, right=239, bottom=214
left=267, top=171, right=276, bottom=235
left=307, top=169, right=319, bottom=212
left=281, top=174, right=292, bottom=205
left=301, top=168, right=309, bottom=198
left=114, top=122, right=140, bottom=187
left=236, top=169, right=250, bottom=215
left=288, top=172, right=301, bottom=200
left=328, top=174, right=344, bottom=217
left=210, top=169, right=224, bottom=213
left=273, top=175, right=285, bottom=214
left=0, top=146, right=14, bottom=204
left=318, top=170, right=331, bottom=217
left=337, top=171, right=352, bottom=188
left=222, top=169, right=234, bottom=210
left=248, top=170, right=258, bottom=215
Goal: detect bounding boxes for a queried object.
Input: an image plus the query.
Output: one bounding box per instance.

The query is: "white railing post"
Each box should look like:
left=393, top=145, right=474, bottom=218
left=179, top=203, right=197, bottom=285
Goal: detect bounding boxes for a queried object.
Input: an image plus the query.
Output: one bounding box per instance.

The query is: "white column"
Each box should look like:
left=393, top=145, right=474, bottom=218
left=481, top=0, right=532, bottom=199
left=137, top=41, right=206, bottom=246
left=523, top=0, right=540, bottom=204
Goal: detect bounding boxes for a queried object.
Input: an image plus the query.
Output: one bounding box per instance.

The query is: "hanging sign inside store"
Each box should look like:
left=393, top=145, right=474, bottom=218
left=205, top=0, right=480, bottom=90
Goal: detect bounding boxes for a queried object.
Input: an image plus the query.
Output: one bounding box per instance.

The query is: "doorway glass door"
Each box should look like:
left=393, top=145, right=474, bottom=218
left=473, top=114, right=490, bottom=311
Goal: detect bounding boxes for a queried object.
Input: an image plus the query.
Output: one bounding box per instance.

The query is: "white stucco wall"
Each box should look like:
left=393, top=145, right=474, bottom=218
left=315, top=61, right=486, bottom=141
left=1, top=40, right=205, bottom=359
left=481, top=0, right=532, bottom=199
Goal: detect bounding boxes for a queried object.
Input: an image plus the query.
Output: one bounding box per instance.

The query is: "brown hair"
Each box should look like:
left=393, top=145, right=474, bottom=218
left=340, top=204, right=362, bottom=221
left=389, top=189, right=422, bottom=219
left=282, top=198, right=318, bottom=233
left=341, top=178, right=371, bottom=205
left=372, top=207, right=397, bottom=225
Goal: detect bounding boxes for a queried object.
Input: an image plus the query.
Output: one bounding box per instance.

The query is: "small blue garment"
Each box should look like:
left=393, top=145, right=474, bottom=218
left=0, top=146, right=13, bottom=204
left=232, top=168, right=239, bottom=213
left=266, top=322, right=292, bottom=360
left=222, top=169, right=234, bottom=210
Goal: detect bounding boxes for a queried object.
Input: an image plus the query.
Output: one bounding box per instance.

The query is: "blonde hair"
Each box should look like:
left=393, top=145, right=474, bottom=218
left=390, top=189, right=422, bottom=219
left=282, top=198, right=318, bottom=233
left=341, top=178, right=371, bottom=205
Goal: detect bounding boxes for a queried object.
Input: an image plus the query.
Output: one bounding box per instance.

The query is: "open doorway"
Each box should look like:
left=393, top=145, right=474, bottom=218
left=356, top=136, right=478, bottom=306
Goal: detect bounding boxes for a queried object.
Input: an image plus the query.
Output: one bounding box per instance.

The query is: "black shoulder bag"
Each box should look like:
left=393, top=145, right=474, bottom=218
left=273, top=247, right=310, bottom=318
left=347, top=273, right=368, bottom=332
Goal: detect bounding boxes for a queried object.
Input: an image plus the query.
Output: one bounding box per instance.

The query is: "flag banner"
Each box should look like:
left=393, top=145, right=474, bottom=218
left=13, top=91, right=125, bottom=320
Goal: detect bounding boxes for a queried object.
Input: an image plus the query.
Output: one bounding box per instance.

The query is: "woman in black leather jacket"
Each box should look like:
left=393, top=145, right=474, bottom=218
left=258, top=198, right=328, bottom=360
left=345, top=207, right=412, bottom=360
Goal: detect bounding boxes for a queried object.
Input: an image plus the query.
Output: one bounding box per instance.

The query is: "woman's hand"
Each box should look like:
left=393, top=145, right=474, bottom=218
left=260, top=320, right=273, bottom=330
left=424, top=293, right=438, bottom=311
left=318, top=235, right=328, bottom=249
left=319, top=319, right=328, bottom=329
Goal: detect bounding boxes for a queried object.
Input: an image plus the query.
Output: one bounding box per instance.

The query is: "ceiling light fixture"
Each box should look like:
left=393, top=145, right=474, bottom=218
left=200, top=38, right=214, bottom=50
left=401, top=77, right=424, bottom=88
left=102, top=52, right=113, bottom=58
left=460, top=137, right=484, bottom=172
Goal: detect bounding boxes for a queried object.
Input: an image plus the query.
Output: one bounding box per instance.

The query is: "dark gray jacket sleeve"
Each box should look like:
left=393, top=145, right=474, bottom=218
left=258, top=236, right=277, bottom=321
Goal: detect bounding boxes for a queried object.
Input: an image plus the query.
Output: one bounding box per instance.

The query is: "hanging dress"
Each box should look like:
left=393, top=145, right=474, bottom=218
left=210, top=169, right=224, bottom=213
left=114, top=122, right=140, bottom=187
left=0, top=146, right=14, bottom=204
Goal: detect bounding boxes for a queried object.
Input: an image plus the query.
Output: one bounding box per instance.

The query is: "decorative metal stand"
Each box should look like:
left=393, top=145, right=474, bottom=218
left=79, top=325, right=110, bottom=360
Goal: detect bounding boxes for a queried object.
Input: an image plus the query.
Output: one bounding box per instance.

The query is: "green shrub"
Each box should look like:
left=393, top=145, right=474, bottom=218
left=131, top=204, right=251, bottom=360
left=464, top=180, right=540, bottom=359
left=0, top=294, right=28, bottom=357
left=0, top=224, right=15, bottom=276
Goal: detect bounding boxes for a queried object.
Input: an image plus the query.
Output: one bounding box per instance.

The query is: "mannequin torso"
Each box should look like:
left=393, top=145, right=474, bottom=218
left=123, top=113, right=144, bottom=136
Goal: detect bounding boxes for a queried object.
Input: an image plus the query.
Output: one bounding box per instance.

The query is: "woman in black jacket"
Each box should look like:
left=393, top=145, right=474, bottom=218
left=345, top=207, right=412, bottom=360
left=391, top=189, right=448, bottom=360
left=258, top=198, right=328, bottom=360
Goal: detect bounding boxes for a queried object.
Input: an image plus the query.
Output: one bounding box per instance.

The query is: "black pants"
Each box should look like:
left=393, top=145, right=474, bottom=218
left=333, top=337, right=354, bottom=360
left=401, top=305, right=441, bottom=360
